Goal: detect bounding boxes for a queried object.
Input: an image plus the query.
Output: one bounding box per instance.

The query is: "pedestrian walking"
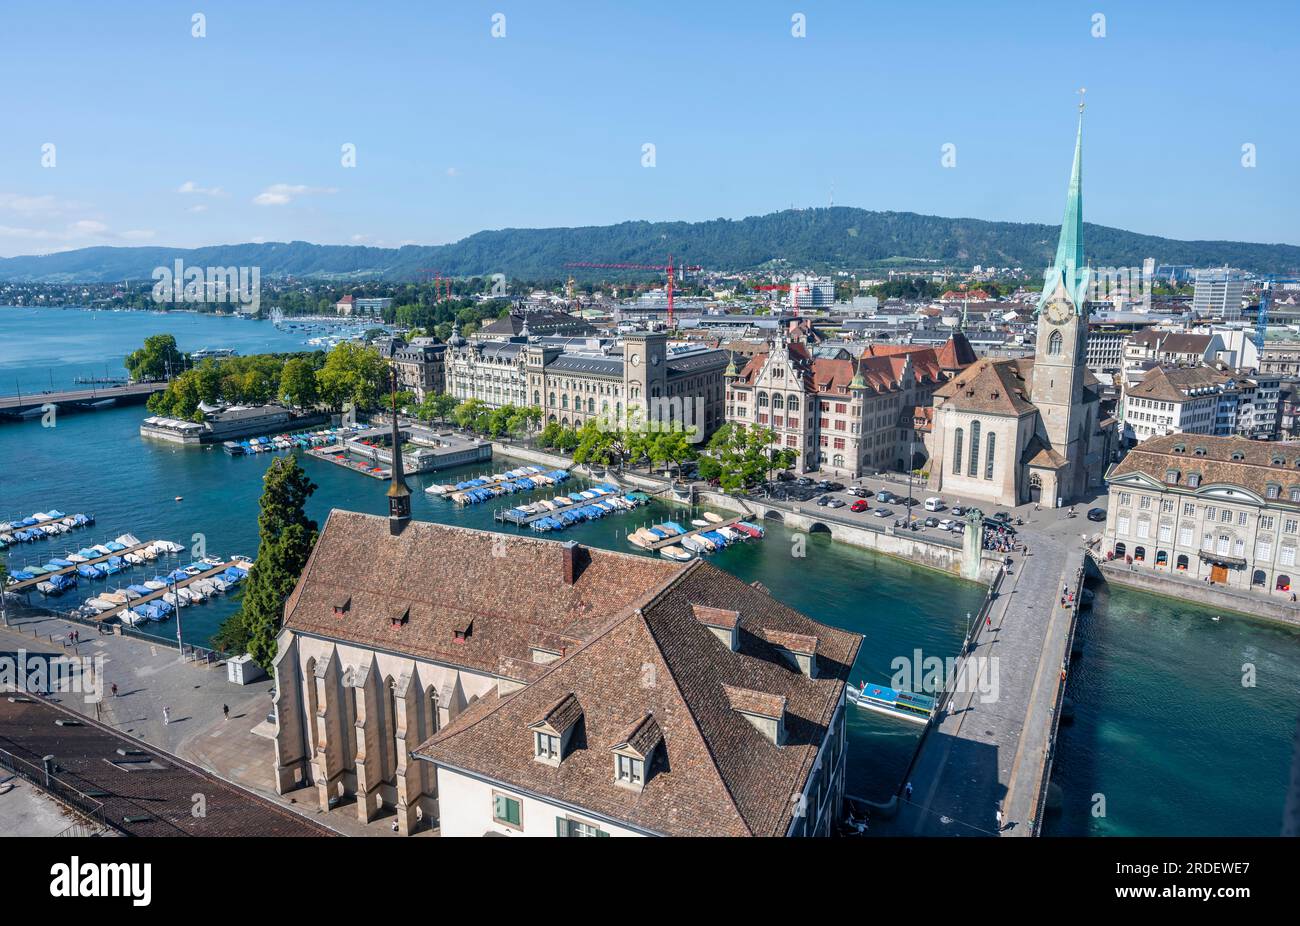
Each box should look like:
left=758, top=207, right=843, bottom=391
left=905, top=781, right=913, bottom=801
left=162, top=706, right=170, bottom=725
left=222, top=703, right=230, bottom=721
left=111, top=682, right=118, bottom=698
left=986, top=616, right=991, bottom=629
left=995, top=808, right=1003, bottom=831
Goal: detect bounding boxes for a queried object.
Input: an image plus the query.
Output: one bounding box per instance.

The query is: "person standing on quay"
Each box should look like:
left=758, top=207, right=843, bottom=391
left=162, top=706, right=170, bottom=725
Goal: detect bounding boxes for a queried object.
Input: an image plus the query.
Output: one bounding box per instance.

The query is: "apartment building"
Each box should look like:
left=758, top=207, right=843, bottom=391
left=1104, top=434, right=1300, bottom=595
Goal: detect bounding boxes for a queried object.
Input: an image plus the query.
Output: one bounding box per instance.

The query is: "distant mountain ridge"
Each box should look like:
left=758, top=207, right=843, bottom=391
left=2, top=208, right=1297, bottom=282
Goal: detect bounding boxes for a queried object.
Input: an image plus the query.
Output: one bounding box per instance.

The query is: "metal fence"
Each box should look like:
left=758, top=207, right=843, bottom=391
left=0, top=744, right=113, bottom=835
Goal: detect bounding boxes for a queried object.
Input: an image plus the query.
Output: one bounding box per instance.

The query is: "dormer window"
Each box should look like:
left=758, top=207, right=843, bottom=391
left=1194, top=447, right=1207, bottom=456
left=1267, top=484, right=1281, bottom=500
left=1187, top=473, right=1201, bottom=488
left=1165, top=470, right=1180, bottom=485
left=615, top=754, right=644, bottom=787
left=332, top=596, right=351, bottom=616
left=1231, top=452, right=1245, bottom=462
left=612, top=713, right=662, bottom=791
left=390, top=607, right=409, bottom=627
left=529, top=693, right=583, bottom=767
left=453, top=620, right=473, bottom=643
left=1172, top=444, right=1185, bottom=454
left=534, top=731, right=560, bottom=762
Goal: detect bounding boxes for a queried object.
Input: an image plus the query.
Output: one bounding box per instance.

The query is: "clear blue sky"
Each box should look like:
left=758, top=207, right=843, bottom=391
left=1, top=0, right=1295, bottom=257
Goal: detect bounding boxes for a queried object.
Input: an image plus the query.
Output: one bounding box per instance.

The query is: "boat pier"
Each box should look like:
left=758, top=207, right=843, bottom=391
left=0, top=382, right=166, bottom=422
left=88, top=561, right=238, bottom=624
left=635, top=515, right=747, bottom=551
left=5, top=541, right=157, bottom=594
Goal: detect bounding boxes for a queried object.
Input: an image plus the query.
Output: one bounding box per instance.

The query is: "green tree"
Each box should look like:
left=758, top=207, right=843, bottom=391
left=214, top=457, right=318, bottom=668
left=316, top=341, right=388, bottom=412
left=126, top=334, right=187, bottom=382
left=279, top=356, right=319, bottom=408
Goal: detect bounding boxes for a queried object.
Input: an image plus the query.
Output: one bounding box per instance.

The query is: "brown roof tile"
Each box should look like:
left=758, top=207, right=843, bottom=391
left=416, top=559, right=861, bottom=837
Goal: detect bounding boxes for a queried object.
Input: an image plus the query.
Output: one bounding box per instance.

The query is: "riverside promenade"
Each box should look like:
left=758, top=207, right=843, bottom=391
left=886, top=503, right=1090, bottom=837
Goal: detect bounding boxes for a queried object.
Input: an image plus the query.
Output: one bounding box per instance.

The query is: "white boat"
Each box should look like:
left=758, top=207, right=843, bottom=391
left=680, top=535, right=711, bottom=555
left=144, top=580, right=167, bottom=591
left=659, top=545, right=693, bottom=562
left=67, top=552, right=88, bottom=563
left=703, top=512, right=724, bottom=524
left=85, top=597, right=116, bottom=613
left=691, top=519, right=710, bottom=527
left=114, top=533, right=141, bottom=547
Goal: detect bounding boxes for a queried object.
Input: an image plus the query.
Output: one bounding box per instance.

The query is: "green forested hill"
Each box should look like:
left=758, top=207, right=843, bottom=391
left=2, top=208, right=1296, bottom=282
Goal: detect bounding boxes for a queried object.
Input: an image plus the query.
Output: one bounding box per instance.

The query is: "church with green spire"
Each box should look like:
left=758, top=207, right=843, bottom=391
left=926, top=104, right=1118, bottom=508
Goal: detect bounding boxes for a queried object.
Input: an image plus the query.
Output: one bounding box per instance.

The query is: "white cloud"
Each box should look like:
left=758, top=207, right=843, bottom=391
left=253, top=183, right=338, bottom=206
left=176, top=181, right=228, bottom=197
left=0, top=193, right=89, bottom=216
left=445, top=167, right=459, bottom=177
left=187, top=204, right=209, bottom=213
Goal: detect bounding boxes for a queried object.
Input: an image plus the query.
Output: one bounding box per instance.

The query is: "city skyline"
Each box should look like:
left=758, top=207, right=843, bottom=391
left=1, top=0, right=1297, bottom=258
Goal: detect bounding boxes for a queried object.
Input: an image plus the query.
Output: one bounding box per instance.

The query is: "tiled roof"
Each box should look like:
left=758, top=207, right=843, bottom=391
left=283, top=512, right=684, bottom=674
left=1109, top=433, right=1300, bottom=499
left=1129, top=365, right=1232, bottom=402
left=723, top=684, right=787, bottom=719
left=535, top=692, right=584, bottom=732
left=933, top=358, right=1036, bottom=416
left=416, top=560, right=861, bottom=837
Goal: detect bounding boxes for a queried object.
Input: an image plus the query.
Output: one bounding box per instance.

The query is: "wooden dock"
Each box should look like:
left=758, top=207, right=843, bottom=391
left=638, top=516, right=746, bottom=551
left=6, top=541, right=159, bottom=594
left=495, top=490, right=623, bottom=526
left=91, top=561, right=237, bottom=623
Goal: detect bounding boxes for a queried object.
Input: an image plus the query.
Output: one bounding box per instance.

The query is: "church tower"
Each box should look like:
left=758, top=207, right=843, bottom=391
left=1031, top=99, right=1091, bottom=466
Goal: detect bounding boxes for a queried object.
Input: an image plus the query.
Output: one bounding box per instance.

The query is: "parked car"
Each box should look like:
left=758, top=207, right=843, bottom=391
left=1087, top=507, right=1107, bottom=522
left=938, top=518, right=956, bottom=531
left=826, top=498, right=846, bottom=509
left=950, top=505, right=966, bottom=517
left=992, top=511, right=1012, bottom=523
left=924, top=497, right=946, bottom=512
left=824, top=482, right=846, bottom=493
left=850, top=499, right=870, bottom=512
left=873, top=508, right=892, bottom=518
left=851, top=486, right=873, bottom=498
left=776, top=470, right=795, bottom=482
left=875, top=490, right=893, bottom=502
left=816, top=495, right=832, bottom=506
left=923, top=516, right=940, bottom=528
left=901, top=497, right=920, bottom=508
left=796, top=477, right=814, bottom=487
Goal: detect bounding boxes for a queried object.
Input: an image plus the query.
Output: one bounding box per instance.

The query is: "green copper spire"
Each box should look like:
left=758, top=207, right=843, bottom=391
left=1039, top=93, right=1091, bottom=314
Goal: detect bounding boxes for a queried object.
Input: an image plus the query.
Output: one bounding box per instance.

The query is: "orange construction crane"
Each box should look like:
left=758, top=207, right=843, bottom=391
left=564, top=256, right=700, bottom=328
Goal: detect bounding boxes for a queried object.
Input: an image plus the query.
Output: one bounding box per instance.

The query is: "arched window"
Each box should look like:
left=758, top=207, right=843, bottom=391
left=953, top=427, right=964, bottom=474
left=1134, top=546, right=1146, bottom=562
left=533, top=390, right=540, bottom=405
left=561, top=395, right=569, bottom=409
left=984, top=432, right=996, bottom=480
left=757, top=391, right=769, bottom=408
left=1048, top=331, right=1063, bottom=356
left=787, top=395, right=800, bottom=412
left=1252, top=569, right=1266, bottom=586
left=1178, top=555, right=1190, bottom=571
left=968, top=420, right=981, bottom=476
left=587, top=398, right=595, bottom=413
left=548, top=392, right=555, bottom=408
left=772, top=393, right=785, bottom=410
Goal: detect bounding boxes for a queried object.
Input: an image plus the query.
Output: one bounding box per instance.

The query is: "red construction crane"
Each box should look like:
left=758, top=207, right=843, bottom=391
left=417, top=268, right=453, bottom=302
left=564, top=256, right=700, bottom=328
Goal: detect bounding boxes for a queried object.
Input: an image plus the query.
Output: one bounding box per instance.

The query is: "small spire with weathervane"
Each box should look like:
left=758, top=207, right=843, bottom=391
left=386, top=365, right=411, bottom=535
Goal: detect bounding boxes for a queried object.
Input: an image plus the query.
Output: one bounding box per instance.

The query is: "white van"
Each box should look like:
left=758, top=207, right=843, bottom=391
left=924, top=497, right=946, bottom=512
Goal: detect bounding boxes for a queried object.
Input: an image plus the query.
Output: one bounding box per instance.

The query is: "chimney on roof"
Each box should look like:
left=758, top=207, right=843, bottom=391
left=561, top=541, right=586, bottom=585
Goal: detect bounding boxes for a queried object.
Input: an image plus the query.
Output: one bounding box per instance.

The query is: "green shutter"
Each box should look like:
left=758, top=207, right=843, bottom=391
left=556, top=817, right=567, bottom=837
left=596, top=828, right=610, bottom=837
left=507, top=797, right=521, bottom=826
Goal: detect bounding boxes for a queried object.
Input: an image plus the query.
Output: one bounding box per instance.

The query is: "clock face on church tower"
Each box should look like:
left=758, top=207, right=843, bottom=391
left=1043, top=299, right=1072, bottom=325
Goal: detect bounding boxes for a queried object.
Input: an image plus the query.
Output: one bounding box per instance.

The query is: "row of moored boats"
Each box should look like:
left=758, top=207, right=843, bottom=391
left=627, top=512, right=766, bottom=561
left=8, top=534, right=159, bottom=586
left=514, top=486, right=650, bottom=531
left=1, top=510, right=95, bottom=548
left=83, top=560, right=252, bottom=625
left=426, top=466, right=571, bottom=505
left=223, top=426, right=360, bottom=456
